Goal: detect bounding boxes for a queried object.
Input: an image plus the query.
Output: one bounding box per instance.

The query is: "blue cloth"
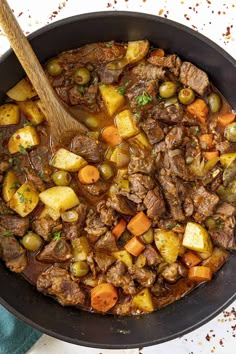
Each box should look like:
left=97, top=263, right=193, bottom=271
left=0, top=305, right=42, bottom=354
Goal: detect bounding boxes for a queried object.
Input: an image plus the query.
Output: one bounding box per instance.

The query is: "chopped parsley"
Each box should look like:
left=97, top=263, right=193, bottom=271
left=77, top=85, right=85, bottom=95
left=136, top=91, right=153, bottom=106
left=23, top=122, right=33, bottom=127
left=19, top=145, right=27, bottom=155
left=17, top=192, right=26, bottom=203
left=117, top=80, right=130, bottom=95
left=53, top=231, right=61, bottom=241
left=105, top=42, right=112, bottom=47
left=10, top=182, right=20, bottom=190
left=3, top=231, right=13, bottom=237
left=133, top=113, right=140, bottom=120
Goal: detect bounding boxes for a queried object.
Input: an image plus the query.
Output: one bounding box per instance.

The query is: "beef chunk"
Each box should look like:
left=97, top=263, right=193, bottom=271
left=165, top=126, right=185, bottom=149
left=216, top=203, right=236, bottom=216
left=68, top=84, right=99, bottom=111
left=63, top=204, right=87, bottom=240
left=106, top=261, right=136, bottom=295
left=37, top=239, right=72, bottom=263
left=79, top=179, right=109, bottom=197
left=71, top=134, right=102, bottom=163
left=126, top=80, right=158, bottom=110
left=0, top=232, right=27, bottom=272
left=149, top=102, right=197, bottom=125
left=113, top=299, right=132, bottom=316
left=128, top=148, right=155, bottom=175
left=183, top=197, right=194, bottom=217
left=128, top=174, right=155, bottom=202
left=128, top=265, right=156, bottom=287
left=143, top=186, right=166, bottom=220
left=147, top=53, right=182, bottom=76
left=32, top=217, right=60, bottom=241
left=209, top=215, right=235, bottom=250
left=0, top=215, right=29, bottom=236
left=143, top=245, right=163, bottom=266
left=94, top=231, right=118, bottom=253
left=140, top=118, right=164, bottom=144
left=164, top=150, right=191, bottom=181
left=106, top=194, right=136, bottom=216
left=84, top=209, right=107, bottom=240
left=162, top=263, right=188, bottom=283
left=25, top=168, right=46, bottom=192
left=37, top=266, right=85, bottom=306
left=192, top=186, right=219, bottom=222
left=98, top=64, right=123, bottom=84
left=180, top=62, right=209, bottom=96
left=0, top=154, right=10, bottom=173
left=29, top=146, right=52, bottom=182
left=215, top=141, right=231, bottom=154
left=96, top=201, right=117, bottom=226
left=94, top=251, right=116, bottom=273
left=131, top=62, right=165, bottom=81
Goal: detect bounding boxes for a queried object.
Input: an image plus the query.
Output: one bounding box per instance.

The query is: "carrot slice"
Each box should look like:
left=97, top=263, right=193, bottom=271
left=78, top=165, right=100, bottom=184
left=188, top=266, right=212, bottom=282
left=111, top=218, right=127, bottom=239
left=127, top=211, right=152, bottom=236
left=218, top=113, right=235, bottom=127
left=186, top=98, right=209, bottom=124
left=182, top=251, right=202, bottom=268
left=124, top=236, right=145, bottom=257
left=101, top=125, right=123, bottom=147
left=199, top=134, right=214, bottom=150
left=204, top=151, right=219, bottom=161
left=91, top=283, right=118, bottom=312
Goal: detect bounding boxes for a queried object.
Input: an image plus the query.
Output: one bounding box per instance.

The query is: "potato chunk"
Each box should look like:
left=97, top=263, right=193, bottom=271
left=154, top=229, right=180, bottom=264
left=18, top=100, right=45, bottom=125
left=50, top=148, right=87, bottom=172
left=99, top=84, right=125, bottom=116
left=183, top=222, right=213, bottom=254
left=72, top=237, right=90, bottom=261
left=132, top=288, right=154, bottom=313
left=125, top=40, right=150, bottom=64
left=129, top=132, right=151, bottom=150
left=39, top=186, right=80, bottom=211
left=39, top=206, right=60, bottom=221
left=7, top=78, right=37, bottom=101
left=2, top=170, right=19, bottom=202
left=8, top=126, right=40, bottom=154
left=0, top=104, right=20, bottom=125
left=112, top=250, right=133, bottom=267
left=220, top=153, right=236, bottom=167
left=202, top=247, right=229, bottom=273
left=116, top=109, right=139, bottom=139
left=9, top=182, right=39, bottom=217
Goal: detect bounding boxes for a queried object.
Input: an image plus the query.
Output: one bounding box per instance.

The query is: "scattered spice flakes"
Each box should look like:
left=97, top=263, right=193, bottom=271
left=107, top=2, right=112, bottom=8
left=49, top=0, right=68, bottom=21
left=158, top=9, right=164, bottom=15
left=206, top=333, right=211, bottom=341
left=219, top=338, right=224, bottom=347
left=184, top=14, right=190, bottom=21
left=17, top=12, right=23, bottom=17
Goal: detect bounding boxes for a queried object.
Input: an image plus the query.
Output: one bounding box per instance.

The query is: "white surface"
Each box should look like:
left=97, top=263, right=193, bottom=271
left=0, top=0, right=235, bottom=353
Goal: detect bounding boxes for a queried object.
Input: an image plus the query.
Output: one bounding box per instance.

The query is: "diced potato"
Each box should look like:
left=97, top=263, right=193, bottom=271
left=18, top=100, right=45, bottom=125
left=72, top=236, right=90, bottom=261
left=129, top=132, right=151, bottom=150
left=116, top=179, right=130, bottom=191
left=125, top=40, right=150, bottom=64
left=112, top=250, right=133, bottom=267
left=81, top=274, right=98, bottom=287
left=183, top=222, right=213, bottom=254
left=50, top=148, right=87, bottom=172
left=8, top=126, right=40, bottom=154
left=202, top=247, right=229, bottom=273
left=109, top=146, right=130, bottom=168
left=197, top=250, right=213, bottom=260
left=99, top=84, right=125, bottom=116
left=2, top=170, right=19, bottom=202
left=0, top=103, right=20, bottom=125
left=9, top=182, right=39, bottom=217
left=135, top=253, right=146, bottom=268
left=116, top=109, right=139, bottom=139
left=39, top=206, right=60, bottom=221
left=7, top=78, right=37, bottom=101
left=39, top=186, right=80, bottom=211
left=132, top=288, right=154, bottom=313
left=220, top=153, right=236, bottom=167
left=154, top=229, right=180, bottom=264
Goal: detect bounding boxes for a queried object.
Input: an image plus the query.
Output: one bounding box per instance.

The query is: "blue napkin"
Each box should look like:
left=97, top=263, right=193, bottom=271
left=0, top=305, right=42, bottom=354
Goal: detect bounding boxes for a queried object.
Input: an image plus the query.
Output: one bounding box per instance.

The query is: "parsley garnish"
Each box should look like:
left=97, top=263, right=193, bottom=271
left=133, top=113, right=140, bottom=120
left=53, top=231, right=61, bottom=241
left=117, top=80, right=130, bottom=95
left=23, top=122, right=33, bottom=127
left=105, top=42, right=112, bottom=47
left=17, top=192, right=26, bottom=203
left=136, top=91, right=153, bottom=106
left=19, top=145, right=27, bottom=155
left=77, top=85, right=85, bottom=95
left=10, top=182, right=20, bottom=190
left=3, top=231, right=13, bottom=237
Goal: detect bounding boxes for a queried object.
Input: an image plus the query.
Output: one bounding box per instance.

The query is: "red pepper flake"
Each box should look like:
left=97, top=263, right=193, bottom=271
left=206, top=0, right=211, bottom=4
left=184, top=14, right=190, bottom=20
left=206, top=334, right=211, bottom=341
left=17, top=12, right=23, bottom=17
left=218, top=11, right=221, bottom=15
left=107, top=2, right=112, bottom=7
left=158, top=9, right=164, bottom=15
left=219, top=338, right=224, bottom=347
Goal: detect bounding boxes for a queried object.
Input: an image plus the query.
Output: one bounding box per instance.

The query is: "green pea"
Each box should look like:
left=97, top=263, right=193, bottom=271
left=99, top=163, right=115, bottom=181
left=178, top=88, right=195, bottom=105
left=224, top=122, right=236, bottom=142
left=84, top=116, right=99, bottom=130
left=208, top=92, right=222, bottom=113
left=140, top=227, right=154, bottom=244
left=21, top=232, right=43, bottom=251
left=46, top=59, right=63, bottom=77
left=73, top=67, right=91, bottom=85
left=159, top=81, right=177, bottom=98
left=70, top=261, right=89, bottom=277
left=52, top=170, right=72, bottom=186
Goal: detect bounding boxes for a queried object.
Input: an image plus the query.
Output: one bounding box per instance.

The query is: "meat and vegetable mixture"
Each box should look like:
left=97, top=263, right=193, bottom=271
left=0, top=40, right=235, bottom=315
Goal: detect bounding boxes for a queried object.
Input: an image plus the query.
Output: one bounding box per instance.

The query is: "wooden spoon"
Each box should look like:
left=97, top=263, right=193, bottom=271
left=0, top=0, right=88, bottom=145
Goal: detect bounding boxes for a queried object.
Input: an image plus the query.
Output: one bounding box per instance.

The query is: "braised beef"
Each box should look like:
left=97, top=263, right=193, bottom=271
left=97, top=201, right=117, bottom=226
left=180, top=61, right=210, bottom=96
left=29, top=146, right=52, bottom=182
left=68, top=84, right=100, bottom=111
left=143, top=245, right=163, bottom=266
left=128, top=174, right=155, bottom=201
left=162, top=263, right=188, bottom=283
left=84, top=209, right=108, bottom=240
left=106, top=193, right=136, bottom=216
left=32, top=217, right=60, bottom=241
left=25, top=168, right=46, bottom=192
left=208, top=215, right=235, bottom=250
left=71, top=134, right=102, bottom=163
left=164, top=150, right=191, bottom=181
left=63, top=204, right=87, bottom=240
left=0, top=215, right=29, bottom=237
left=147, top=53, right=182, bottom=76
left=149, top=102, right=198, bottom=125
left=128, top=265, right=156, bottom=287
left=126, top=80, right=158, bottom=110
left=94, top=251, right=116, bottom=272
left=140, top=118, right=164, bottom=144
left=94, top=231, right=118, bottom=252
left=37, top=239, right=72, bottom=263
left=165, top=126, right=185, bottom=149
left=0, top=231, right=27, bottom=273
left=131, top=62, right=165, bottom=81
left=107, top=261, right=136, bottom=295
left=128, top=148, right=155, bottom=175
left=143, top=186, right=166, bottom=220
left=192, top=186, right=219, bottom=222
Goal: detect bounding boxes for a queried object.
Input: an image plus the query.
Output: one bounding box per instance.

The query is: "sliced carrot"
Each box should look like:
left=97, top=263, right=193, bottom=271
left=78, top=165, right=100, bottom=184
left=150, top=48, right=165, bottom=58
left=101, top=125, right=123, bottom=147
left=188, top=266, right=212, bottom=282
left=218, top=112, right=235, bottom=127
left=91, top=283, right=118, bottom=312
left=186, top=98, right=209, bottom=124
left=182, top=251, right=202, bottom=268
left=111, top=218, right=127, bottom=239
left=127, top=211, right=152, bottom=236
left=124, top=236, right=145, bottom=257
left=199, top=134, right=214, bottom=150
left=204, top=151, right=219, bottom=161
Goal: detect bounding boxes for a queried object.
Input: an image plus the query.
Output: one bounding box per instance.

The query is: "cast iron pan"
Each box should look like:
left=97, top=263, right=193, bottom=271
left=0, top=12, right=235, bottom=349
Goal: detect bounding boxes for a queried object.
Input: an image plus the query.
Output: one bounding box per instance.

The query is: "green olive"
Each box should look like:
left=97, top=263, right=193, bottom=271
left=70, top=261, right=89, bottom=277
left=61, top=210, right=79, bottom=223
left=224, top=122, right=236, bottom=142
left=21, top=232, right=43, bottom=251
left=84, top=116, right=99, bottom=130
left=205, top=217, right=216, bottom=230
left=99, top=163, right=115, bottom=180
left=140, top=227, right=154, bottom=244
left=178, top=88, right=195, bottom=105
left=52, top=170, right=72, bottom=186
left=164, top=96, right=178, bottom=107
left=73, top=67, right=91, bottom=85
left=46, top=59, right=63, bottom=77
left=208, top=92, right=222, bottom=113
left=159, top=81, right=177, bottom=98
